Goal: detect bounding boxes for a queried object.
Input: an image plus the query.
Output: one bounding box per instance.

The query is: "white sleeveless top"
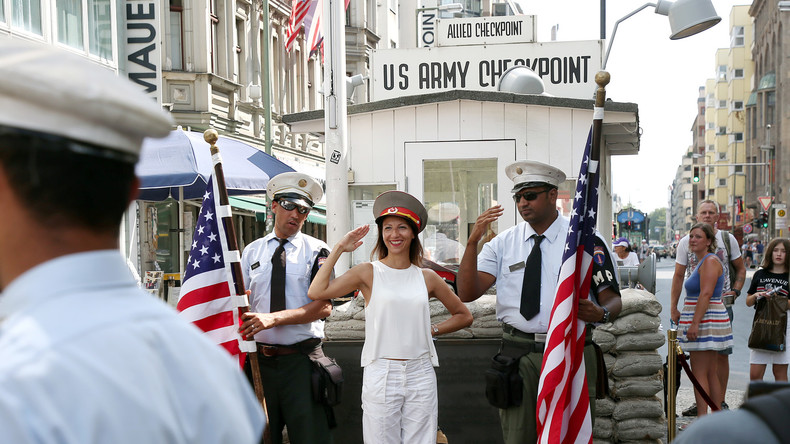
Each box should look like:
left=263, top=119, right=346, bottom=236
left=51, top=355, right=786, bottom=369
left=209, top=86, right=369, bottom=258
left=360, top=261, right=439, bottom=367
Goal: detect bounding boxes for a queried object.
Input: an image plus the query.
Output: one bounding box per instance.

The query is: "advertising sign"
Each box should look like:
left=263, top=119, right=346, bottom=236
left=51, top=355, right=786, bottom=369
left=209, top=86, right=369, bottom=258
left=125, top=0, right=162, bottom=103
left=436, top=16, right=536, bottom=47
left=371, top=40, right=603, bottom=101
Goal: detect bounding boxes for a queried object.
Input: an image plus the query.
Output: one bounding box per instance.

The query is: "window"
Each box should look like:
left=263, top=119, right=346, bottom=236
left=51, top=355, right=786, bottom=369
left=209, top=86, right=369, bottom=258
left=732, top=101, right=744, bottom=111
left=168, top=0, right=184, bottom=70
left=731, top=26, right=744, bottom=47
left=708, top=167, right=714, bottom=174
left=733, top=68, right=744, bottom=78
left=717, top=126, right=727, bottom=135
left=717, top=65, right=727, bottom=81
left=718, top=179, right=727, bottom=187
left=57, top=0, right=84, bottom=49
left=729, top=132, right=743, bottom=142
left=686, top=208, right=693, bottom=215
left=88, top=0, right=113, bottom=59
left=708, top=188, right=715, bottom=196
left=210, top=0, right=220, bottom=73
left=707, top=144, right=715, bottom=152
left=718, top=100, right=727, bottom=109
left=684, top=191, right=693, bottom=199
left=12, top=0, right=43, bottom=35
left=707, top=122, right=715, bottom=130
left=707, top=93, right=716, bottom=107
left=766, top=91, right=775, bottom=125
left=735, top=165, right=743, bottom=173
left=684, top=165, right=691, bottom=171
left=684, top=178, right=691, bottom=184
left=718, top=152, right=727, bottom=161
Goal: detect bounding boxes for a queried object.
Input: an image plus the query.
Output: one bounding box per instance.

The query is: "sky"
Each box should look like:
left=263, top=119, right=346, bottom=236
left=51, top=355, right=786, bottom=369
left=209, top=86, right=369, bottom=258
left=517, top=0, right=748, bottom=213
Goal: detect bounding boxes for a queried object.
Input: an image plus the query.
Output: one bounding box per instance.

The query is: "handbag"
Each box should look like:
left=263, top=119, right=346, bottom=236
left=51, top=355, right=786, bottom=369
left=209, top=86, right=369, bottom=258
left=748, top=295, right=788, bottom=352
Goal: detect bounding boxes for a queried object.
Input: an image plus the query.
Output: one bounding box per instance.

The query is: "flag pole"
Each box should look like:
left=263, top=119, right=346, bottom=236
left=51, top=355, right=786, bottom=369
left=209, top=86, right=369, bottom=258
left=204, top=129, right=271, bottom=443
left=591, top=71, right=610, bottom=163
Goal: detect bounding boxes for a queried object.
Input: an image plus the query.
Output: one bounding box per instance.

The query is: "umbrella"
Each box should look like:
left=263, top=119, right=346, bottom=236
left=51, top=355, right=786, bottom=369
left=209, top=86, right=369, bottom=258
left=136, top=129, right=294, bottom=201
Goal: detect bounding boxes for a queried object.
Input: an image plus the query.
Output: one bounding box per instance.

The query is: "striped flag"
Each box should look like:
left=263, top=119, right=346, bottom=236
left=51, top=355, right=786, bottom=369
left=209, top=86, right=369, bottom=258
left=177, top=176, right=254, bottom=367
left=303, top=0, right=351, bottom=57
left=536, top=126, right=599, bottom=444
left=285, top=0, right=312, bottom=51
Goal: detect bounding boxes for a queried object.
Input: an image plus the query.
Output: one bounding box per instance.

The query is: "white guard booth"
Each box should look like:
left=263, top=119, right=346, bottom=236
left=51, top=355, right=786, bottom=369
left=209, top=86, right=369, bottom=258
left=284, top=90, right=639, bottom=268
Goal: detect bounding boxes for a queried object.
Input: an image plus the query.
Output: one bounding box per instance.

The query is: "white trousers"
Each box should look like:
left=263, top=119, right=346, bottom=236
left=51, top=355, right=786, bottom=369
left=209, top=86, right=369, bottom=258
left=361, top=356, right=438, bottom=444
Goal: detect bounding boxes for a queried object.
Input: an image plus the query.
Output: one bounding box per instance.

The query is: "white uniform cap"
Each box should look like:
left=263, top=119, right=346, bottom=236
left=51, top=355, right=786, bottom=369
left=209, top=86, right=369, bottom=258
left=506, top=160, right=566, bottom=192
left=0, top=38, right=173, bottom=158
left=428, top=202, right=460, bottom=223
left=266, top=172, right=323, bottom=207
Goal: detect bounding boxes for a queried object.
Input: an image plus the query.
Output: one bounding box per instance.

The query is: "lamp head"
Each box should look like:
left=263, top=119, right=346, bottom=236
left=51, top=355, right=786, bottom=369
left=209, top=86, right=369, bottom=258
left=655, top=0, right=721, bottom=40
left=497, top=66, right=550, bottom=96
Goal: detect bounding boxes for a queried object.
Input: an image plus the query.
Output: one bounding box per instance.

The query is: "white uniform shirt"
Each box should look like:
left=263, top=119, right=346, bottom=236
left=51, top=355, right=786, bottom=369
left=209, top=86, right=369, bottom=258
left=675, top=230, right=741, bottom=293
left=241, top=231, right=330, bottom=345
left=478, top=215, right=569, bottom=333
left=0, top=251, right=264, bottom=444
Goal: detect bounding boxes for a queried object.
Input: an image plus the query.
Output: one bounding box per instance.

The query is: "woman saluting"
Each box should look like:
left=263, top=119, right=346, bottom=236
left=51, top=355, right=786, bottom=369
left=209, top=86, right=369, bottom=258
left=309, top=191, right=473, bottom=444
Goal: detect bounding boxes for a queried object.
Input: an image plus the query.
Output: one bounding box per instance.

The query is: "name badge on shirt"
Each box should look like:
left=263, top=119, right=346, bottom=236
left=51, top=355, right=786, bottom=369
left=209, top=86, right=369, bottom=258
left=251, top=261, right=260, bottom=270
left=509, top=261, right=526, bottom=272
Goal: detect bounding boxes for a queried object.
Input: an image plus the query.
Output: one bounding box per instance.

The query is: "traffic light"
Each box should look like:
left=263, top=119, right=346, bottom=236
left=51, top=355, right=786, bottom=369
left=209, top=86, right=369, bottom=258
left=761, top=212, right=769, bottom=228
left=692, top=166, right=700, bottom=183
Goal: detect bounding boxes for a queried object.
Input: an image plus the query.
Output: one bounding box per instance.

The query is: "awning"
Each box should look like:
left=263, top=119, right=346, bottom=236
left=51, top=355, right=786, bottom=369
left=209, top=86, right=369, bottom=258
left=228, top=196, right=327, bottom=225
left=758, top=72, right=776, bottom=91
left=746, top=92, right=757, bottom=107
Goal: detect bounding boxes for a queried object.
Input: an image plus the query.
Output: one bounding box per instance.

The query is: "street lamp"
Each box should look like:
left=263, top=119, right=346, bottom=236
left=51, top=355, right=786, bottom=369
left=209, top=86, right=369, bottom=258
left=415, top=3, right=464, bottom=47
left=603, top=0, right=721, bottom=69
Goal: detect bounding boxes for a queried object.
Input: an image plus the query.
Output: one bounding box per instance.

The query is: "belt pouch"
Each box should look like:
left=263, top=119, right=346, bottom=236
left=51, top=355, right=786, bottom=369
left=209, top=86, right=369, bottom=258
left=307, top=347, right=344, bottom=407
left=485, top=353, right=523, bottom=409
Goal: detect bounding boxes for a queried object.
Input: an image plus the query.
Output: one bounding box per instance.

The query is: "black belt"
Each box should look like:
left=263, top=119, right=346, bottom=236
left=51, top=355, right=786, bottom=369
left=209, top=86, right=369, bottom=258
left=503, top=325, right=547, bottom=342
left=256, top=337, right=321, bottom=358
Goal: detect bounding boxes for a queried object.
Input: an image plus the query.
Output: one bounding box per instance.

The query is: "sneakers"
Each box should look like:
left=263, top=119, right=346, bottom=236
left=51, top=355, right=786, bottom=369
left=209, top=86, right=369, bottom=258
left=682, top=403, right=697, bottom=417
left=721, top=401, right=729, bottom=410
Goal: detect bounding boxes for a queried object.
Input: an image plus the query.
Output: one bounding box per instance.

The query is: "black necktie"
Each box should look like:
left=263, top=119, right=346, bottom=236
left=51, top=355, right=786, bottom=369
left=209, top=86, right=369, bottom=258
left=520, top=234, right=545, bottom=320
left=270, top=238, right=288, bottom=313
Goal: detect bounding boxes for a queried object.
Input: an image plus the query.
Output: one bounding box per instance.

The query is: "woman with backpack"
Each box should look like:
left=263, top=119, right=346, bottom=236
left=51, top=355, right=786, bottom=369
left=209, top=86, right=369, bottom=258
left=745, top=238, right=790, bottom=382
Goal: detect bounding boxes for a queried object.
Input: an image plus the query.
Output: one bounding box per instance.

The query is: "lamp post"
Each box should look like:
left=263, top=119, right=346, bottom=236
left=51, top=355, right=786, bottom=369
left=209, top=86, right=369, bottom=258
left=415, top=3, right=463, bottom=48
left=761, top=128, right=775, bottom=238
left=602, top=0, right=721, bottom=70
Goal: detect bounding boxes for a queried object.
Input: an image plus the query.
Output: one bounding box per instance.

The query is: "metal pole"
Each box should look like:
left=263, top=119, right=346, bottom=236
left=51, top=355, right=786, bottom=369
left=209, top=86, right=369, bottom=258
left=600, top=0, right=606, bottom=40
left=262, top=0, right=272, bottom=155
left=324, top=0, right=350, bottom=272
left=667, top=327, right=678, bottom=441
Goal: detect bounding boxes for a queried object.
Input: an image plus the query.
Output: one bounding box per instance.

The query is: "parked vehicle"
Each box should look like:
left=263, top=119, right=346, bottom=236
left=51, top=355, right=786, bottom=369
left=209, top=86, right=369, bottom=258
left=652, top=245, right=668, bottom=258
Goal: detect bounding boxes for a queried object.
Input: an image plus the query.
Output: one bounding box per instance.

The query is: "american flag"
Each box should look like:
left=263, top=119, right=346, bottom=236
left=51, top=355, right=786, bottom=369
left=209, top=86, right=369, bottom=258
left=536, top=125, right=600, bottom=444
left=303, top=0, right=351, bottom=57
left=285, top=0, right=313, bottom=51
left=177, top=176, right=254, bottom=367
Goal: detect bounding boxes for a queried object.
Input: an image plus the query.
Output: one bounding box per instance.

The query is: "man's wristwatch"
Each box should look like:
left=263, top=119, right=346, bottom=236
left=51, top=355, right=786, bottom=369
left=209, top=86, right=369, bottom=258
left=600, top=306, right=610, bottom=323
left=733, top=288, right=741, bottom=297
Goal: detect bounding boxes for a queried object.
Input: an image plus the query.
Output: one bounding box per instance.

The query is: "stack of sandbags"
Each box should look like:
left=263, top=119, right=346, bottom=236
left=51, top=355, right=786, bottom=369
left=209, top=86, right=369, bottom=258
left=325, top=294, right=502, bottom=340
left=593, top=288, right=667, bottom=444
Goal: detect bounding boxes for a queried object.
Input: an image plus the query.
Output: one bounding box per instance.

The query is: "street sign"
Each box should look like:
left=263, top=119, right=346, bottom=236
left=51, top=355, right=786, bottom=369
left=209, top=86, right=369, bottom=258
left=777, top=208, right=788, bottom=230
left=759, top=196, right=774, bottom=211
left=743, top=223, right=753, bottom=234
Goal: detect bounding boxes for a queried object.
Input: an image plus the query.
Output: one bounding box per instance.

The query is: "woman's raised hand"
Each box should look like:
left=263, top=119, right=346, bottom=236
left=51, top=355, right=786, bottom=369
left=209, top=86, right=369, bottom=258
left=337, top=225, right=370, bottom=253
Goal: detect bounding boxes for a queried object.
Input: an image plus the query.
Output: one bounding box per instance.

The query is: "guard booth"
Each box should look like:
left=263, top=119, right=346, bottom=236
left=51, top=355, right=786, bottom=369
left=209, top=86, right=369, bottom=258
left=284, top=89, right=640, bottom=256
left=283, top=90, right=639, bottom=442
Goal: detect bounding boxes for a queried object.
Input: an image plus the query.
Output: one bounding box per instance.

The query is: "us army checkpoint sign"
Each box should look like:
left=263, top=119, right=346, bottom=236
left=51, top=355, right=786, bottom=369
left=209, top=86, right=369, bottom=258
left=371, top=40, right=603, bottom=101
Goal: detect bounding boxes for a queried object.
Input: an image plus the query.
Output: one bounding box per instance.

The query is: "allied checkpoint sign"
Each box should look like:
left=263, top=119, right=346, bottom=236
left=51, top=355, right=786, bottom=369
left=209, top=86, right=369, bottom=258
left=435, top=16, right=536, bottom=47
left=371, top=40, right=603, bottom=101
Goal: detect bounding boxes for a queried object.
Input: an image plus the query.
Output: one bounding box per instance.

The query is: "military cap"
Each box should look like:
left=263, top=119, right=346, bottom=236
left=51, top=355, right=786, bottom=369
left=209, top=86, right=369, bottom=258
left=428, top=202, right=460, bottom=223
left=373, top=191, right=429, bottom=233
left=506, top=160, right=566, bottom=193
left=0, top=38, right=173, bottom=160
left=266, top=172, right=323, bottom=208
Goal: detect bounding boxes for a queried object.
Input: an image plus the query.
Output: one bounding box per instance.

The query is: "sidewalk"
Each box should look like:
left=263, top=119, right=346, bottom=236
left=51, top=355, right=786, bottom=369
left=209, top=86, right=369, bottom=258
left=672, top=387, right=746, bottom=432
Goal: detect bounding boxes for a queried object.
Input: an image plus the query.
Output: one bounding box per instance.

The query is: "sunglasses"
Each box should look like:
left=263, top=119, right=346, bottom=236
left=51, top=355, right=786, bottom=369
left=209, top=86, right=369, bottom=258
left=277, top=200, right=310, bottom=214
left=512, top=188, right=551, bottom=203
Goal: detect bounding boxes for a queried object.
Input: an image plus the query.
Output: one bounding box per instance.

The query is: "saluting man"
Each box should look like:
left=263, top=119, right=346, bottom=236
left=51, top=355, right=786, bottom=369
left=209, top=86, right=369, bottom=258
left=457, top=160, right=622, bottom=444
left=240, top=172, right=334, bottom=444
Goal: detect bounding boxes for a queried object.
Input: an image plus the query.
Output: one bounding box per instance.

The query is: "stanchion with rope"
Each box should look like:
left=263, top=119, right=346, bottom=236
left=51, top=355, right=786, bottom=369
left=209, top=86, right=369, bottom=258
left=667, top=327, right=678, bottom=441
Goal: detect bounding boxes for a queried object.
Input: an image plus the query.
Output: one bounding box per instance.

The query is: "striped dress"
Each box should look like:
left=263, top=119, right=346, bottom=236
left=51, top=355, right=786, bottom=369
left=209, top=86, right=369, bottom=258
left=679, top=253, right=733, bottom=351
